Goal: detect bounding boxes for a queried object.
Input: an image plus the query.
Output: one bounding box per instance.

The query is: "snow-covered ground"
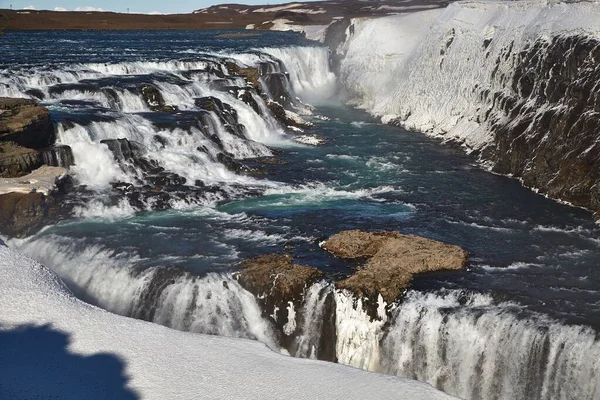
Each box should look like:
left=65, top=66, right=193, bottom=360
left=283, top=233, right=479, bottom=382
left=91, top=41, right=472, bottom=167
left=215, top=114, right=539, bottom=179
left=0, top=242, right=456, bottom=399
left=339, top=0, right=600, bottom=151
left=0, top=166, right=68, bottom=195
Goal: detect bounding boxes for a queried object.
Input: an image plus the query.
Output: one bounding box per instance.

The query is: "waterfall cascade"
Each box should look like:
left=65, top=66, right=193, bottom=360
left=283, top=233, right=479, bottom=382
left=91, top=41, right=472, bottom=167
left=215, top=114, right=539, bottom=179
left=3, top=15, right=600, bottom=400
left=1, top=46, right=336, bottom=212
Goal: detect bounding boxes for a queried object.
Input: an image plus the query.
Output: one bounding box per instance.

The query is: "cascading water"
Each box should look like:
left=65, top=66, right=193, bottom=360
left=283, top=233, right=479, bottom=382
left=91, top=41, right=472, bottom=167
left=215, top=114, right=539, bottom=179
left=379, top=290, right=600, bottom=400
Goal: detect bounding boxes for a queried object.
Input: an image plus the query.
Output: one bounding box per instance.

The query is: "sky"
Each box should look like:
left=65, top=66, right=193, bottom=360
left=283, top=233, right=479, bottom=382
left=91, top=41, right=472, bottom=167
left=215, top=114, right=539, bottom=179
left=3, top=0, right=321, bottom=14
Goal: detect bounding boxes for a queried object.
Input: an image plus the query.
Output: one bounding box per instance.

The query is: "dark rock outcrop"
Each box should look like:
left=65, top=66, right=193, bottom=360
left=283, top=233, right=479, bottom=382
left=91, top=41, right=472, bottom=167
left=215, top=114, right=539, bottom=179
left=195, top=96, right=246, bottom=138
left=225, top=62, right=262, bottom=91
left=0, top=141, right=73, bottom=178
left=237, top=254, right=324, bottom=345
left=140, top=84, right=176, bottom=112
left=263, top=73, right=294, bottom=108
left=480, top=35, right=600, bottom=214
left=266, top=101, right=314, bottom=130
left=0, top=98, right=55, bottom=149
left=322, top=230, right=468, bottom=307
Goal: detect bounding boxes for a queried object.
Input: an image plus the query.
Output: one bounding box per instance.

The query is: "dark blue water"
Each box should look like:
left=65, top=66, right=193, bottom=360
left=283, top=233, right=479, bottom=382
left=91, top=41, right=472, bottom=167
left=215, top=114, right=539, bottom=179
left=3, top=30, right=600, bottom=332
left=0, top=29, right=313, bottom=65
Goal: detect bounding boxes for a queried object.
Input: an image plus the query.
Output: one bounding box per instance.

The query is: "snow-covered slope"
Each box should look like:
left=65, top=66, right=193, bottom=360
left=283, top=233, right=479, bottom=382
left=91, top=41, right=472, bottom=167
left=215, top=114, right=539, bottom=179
left=338, top=0, right=600, bottom=211
left=341, top=0, right=600, bottom=143
left=0, top=242, right=456, bottom=400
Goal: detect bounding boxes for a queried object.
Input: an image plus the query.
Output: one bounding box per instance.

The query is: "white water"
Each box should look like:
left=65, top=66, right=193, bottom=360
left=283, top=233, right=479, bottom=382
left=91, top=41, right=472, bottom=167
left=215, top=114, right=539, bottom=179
left=379, top=290, right=600, bottom=400
left=259, top=47, right=337, bottom=103
left=10, top=228, right=600, bottom=399
left=9, top=235, right=278, bottom=348
left=1, top=47, right=337, bottom=208
left=223, top=46, right=337, bottom=104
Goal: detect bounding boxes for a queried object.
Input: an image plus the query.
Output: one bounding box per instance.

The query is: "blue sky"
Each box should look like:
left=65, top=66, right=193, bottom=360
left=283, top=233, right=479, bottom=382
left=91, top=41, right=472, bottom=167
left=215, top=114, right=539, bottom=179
left=4, top=0, right=319, bottom=14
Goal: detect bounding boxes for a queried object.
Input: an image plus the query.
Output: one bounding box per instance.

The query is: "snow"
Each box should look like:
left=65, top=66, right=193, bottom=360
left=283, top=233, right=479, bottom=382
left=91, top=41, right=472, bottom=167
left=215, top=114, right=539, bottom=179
left=303, top=25, right=330, bottom=42
left=269, top=18, right=305, bottom=33
left=295, top=135, right=325, bottom=146
left=0, top=166, right=68, bottom=195
left=253, top=4, right=303, bottom=13
left=339, top=0, right=600, bottom=150
left=0, top=243, right=457, bottom=399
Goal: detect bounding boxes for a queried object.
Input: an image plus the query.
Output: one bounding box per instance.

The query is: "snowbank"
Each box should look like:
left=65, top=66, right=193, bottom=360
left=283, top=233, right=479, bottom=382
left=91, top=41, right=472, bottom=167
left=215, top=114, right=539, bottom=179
left=339, top=0, right=600, bottom=150
left=0, top=243, right=456, bottom=399
left=0, top=166, right=68, bottom=195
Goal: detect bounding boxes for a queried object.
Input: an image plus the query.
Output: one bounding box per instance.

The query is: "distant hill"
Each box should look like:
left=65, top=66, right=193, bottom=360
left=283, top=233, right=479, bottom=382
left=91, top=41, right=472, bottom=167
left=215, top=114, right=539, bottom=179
left=1, top=0, right=449, bottom=31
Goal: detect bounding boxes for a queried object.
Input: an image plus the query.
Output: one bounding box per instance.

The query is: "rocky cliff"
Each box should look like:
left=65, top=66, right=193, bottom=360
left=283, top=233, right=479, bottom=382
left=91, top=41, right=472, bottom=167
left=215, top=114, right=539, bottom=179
left=335, top=2, right=600, bottom=216
left=0, top=98, right=74, bottom=237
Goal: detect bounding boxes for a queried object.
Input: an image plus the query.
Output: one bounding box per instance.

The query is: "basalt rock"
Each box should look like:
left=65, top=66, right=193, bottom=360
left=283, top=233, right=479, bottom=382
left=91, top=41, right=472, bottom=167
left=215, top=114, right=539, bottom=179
left=0, top=98, right=55, bottom=149
left=140, top=84, right=177, bottom=112
left=0, top=141, right=74, bottom=178
left=263, top=73, right=294, bottom=108
left=195, top=96, right=246, bottom=138
left=266, top=101, right=314, bottom=130
left=482, top=35, right=600, bottom=214
left=217, top=152, right=251, bottom=174
left=237, top=254, right=324, bottom=346
left=225, top=62, right=262, bottom=91
left=322, top=230, right=468, bottom=315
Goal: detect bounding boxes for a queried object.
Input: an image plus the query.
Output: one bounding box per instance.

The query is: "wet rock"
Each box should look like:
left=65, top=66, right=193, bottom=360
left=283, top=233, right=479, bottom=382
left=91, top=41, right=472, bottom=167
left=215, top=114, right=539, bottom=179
left=263, top=73, right=293, bottom=108
left=0, top=142, right=74, bottom=178
left=225, top=62, right=262, bottom=91
left=322, top=230, right=468, bottom=306
left=0, top=98, right=55, bottom=149
left=266, top=100, right=314, bottom=130
left=217, top=152, right=250, bottom=174
left=483, top=35, right=600, bottom=214
left=140, top=84, right=177, bottom=112
left=253, top=156, right=288, bottom=165
left=195, top=96, right=246, bottom=138
left=237, top=254, right=324, bottom=342
left=101, top=138, right=161, bottom=174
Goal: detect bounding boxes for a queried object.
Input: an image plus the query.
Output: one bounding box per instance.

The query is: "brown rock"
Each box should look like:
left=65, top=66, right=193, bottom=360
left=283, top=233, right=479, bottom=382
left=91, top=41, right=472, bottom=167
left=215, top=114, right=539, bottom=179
left=238, top=254, right=324, bottom=302
left=322, top=230, right=468, bottom=304
left=0, top=98, right=55, bottom=149
left=237, top=254, right=324, bottom=340
left=0, top=192, right=59, bottom=238
left=0, top=141, right=74, bottom=178
left=226, top=62, right=262, bottom=91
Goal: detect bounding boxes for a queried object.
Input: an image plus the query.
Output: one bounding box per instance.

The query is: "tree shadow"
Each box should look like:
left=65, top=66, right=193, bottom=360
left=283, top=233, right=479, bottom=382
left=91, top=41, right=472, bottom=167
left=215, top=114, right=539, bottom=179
left=0, top=324, right=139, bottom=399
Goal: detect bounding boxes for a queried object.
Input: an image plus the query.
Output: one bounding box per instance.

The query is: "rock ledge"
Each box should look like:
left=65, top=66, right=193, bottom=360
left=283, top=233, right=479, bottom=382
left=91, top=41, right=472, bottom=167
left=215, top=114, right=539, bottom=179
left=322, top=230, right=468, bottom=304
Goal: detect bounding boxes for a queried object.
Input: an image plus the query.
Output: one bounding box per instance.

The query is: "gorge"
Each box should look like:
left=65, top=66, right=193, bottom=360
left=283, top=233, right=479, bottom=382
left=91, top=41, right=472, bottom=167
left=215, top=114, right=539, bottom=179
left=1, top=1, right=600, bottom=399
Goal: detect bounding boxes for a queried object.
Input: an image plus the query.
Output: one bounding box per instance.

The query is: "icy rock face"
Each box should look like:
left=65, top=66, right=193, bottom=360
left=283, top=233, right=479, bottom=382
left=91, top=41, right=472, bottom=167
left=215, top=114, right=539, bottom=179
left=236, top=254, right=325, bottom=351
left=339, top=1, right=600, bottom=213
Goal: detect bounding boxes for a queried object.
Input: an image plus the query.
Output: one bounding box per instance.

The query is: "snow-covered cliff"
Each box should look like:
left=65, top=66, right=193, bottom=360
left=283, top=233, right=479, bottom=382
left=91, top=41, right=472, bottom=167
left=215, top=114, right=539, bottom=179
left=338, top=0, right=600, bottom=213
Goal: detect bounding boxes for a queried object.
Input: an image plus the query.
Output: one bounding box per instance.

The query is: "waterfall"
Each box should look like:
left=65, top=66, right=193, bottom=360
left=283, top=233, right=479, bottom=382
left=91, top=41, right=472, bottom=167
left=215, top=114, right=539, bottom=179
left=0, top=46, right=337, bottom=211
left=379, top=290, right=600, bottom=400
left=9, top=234, right=278, bottom=349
